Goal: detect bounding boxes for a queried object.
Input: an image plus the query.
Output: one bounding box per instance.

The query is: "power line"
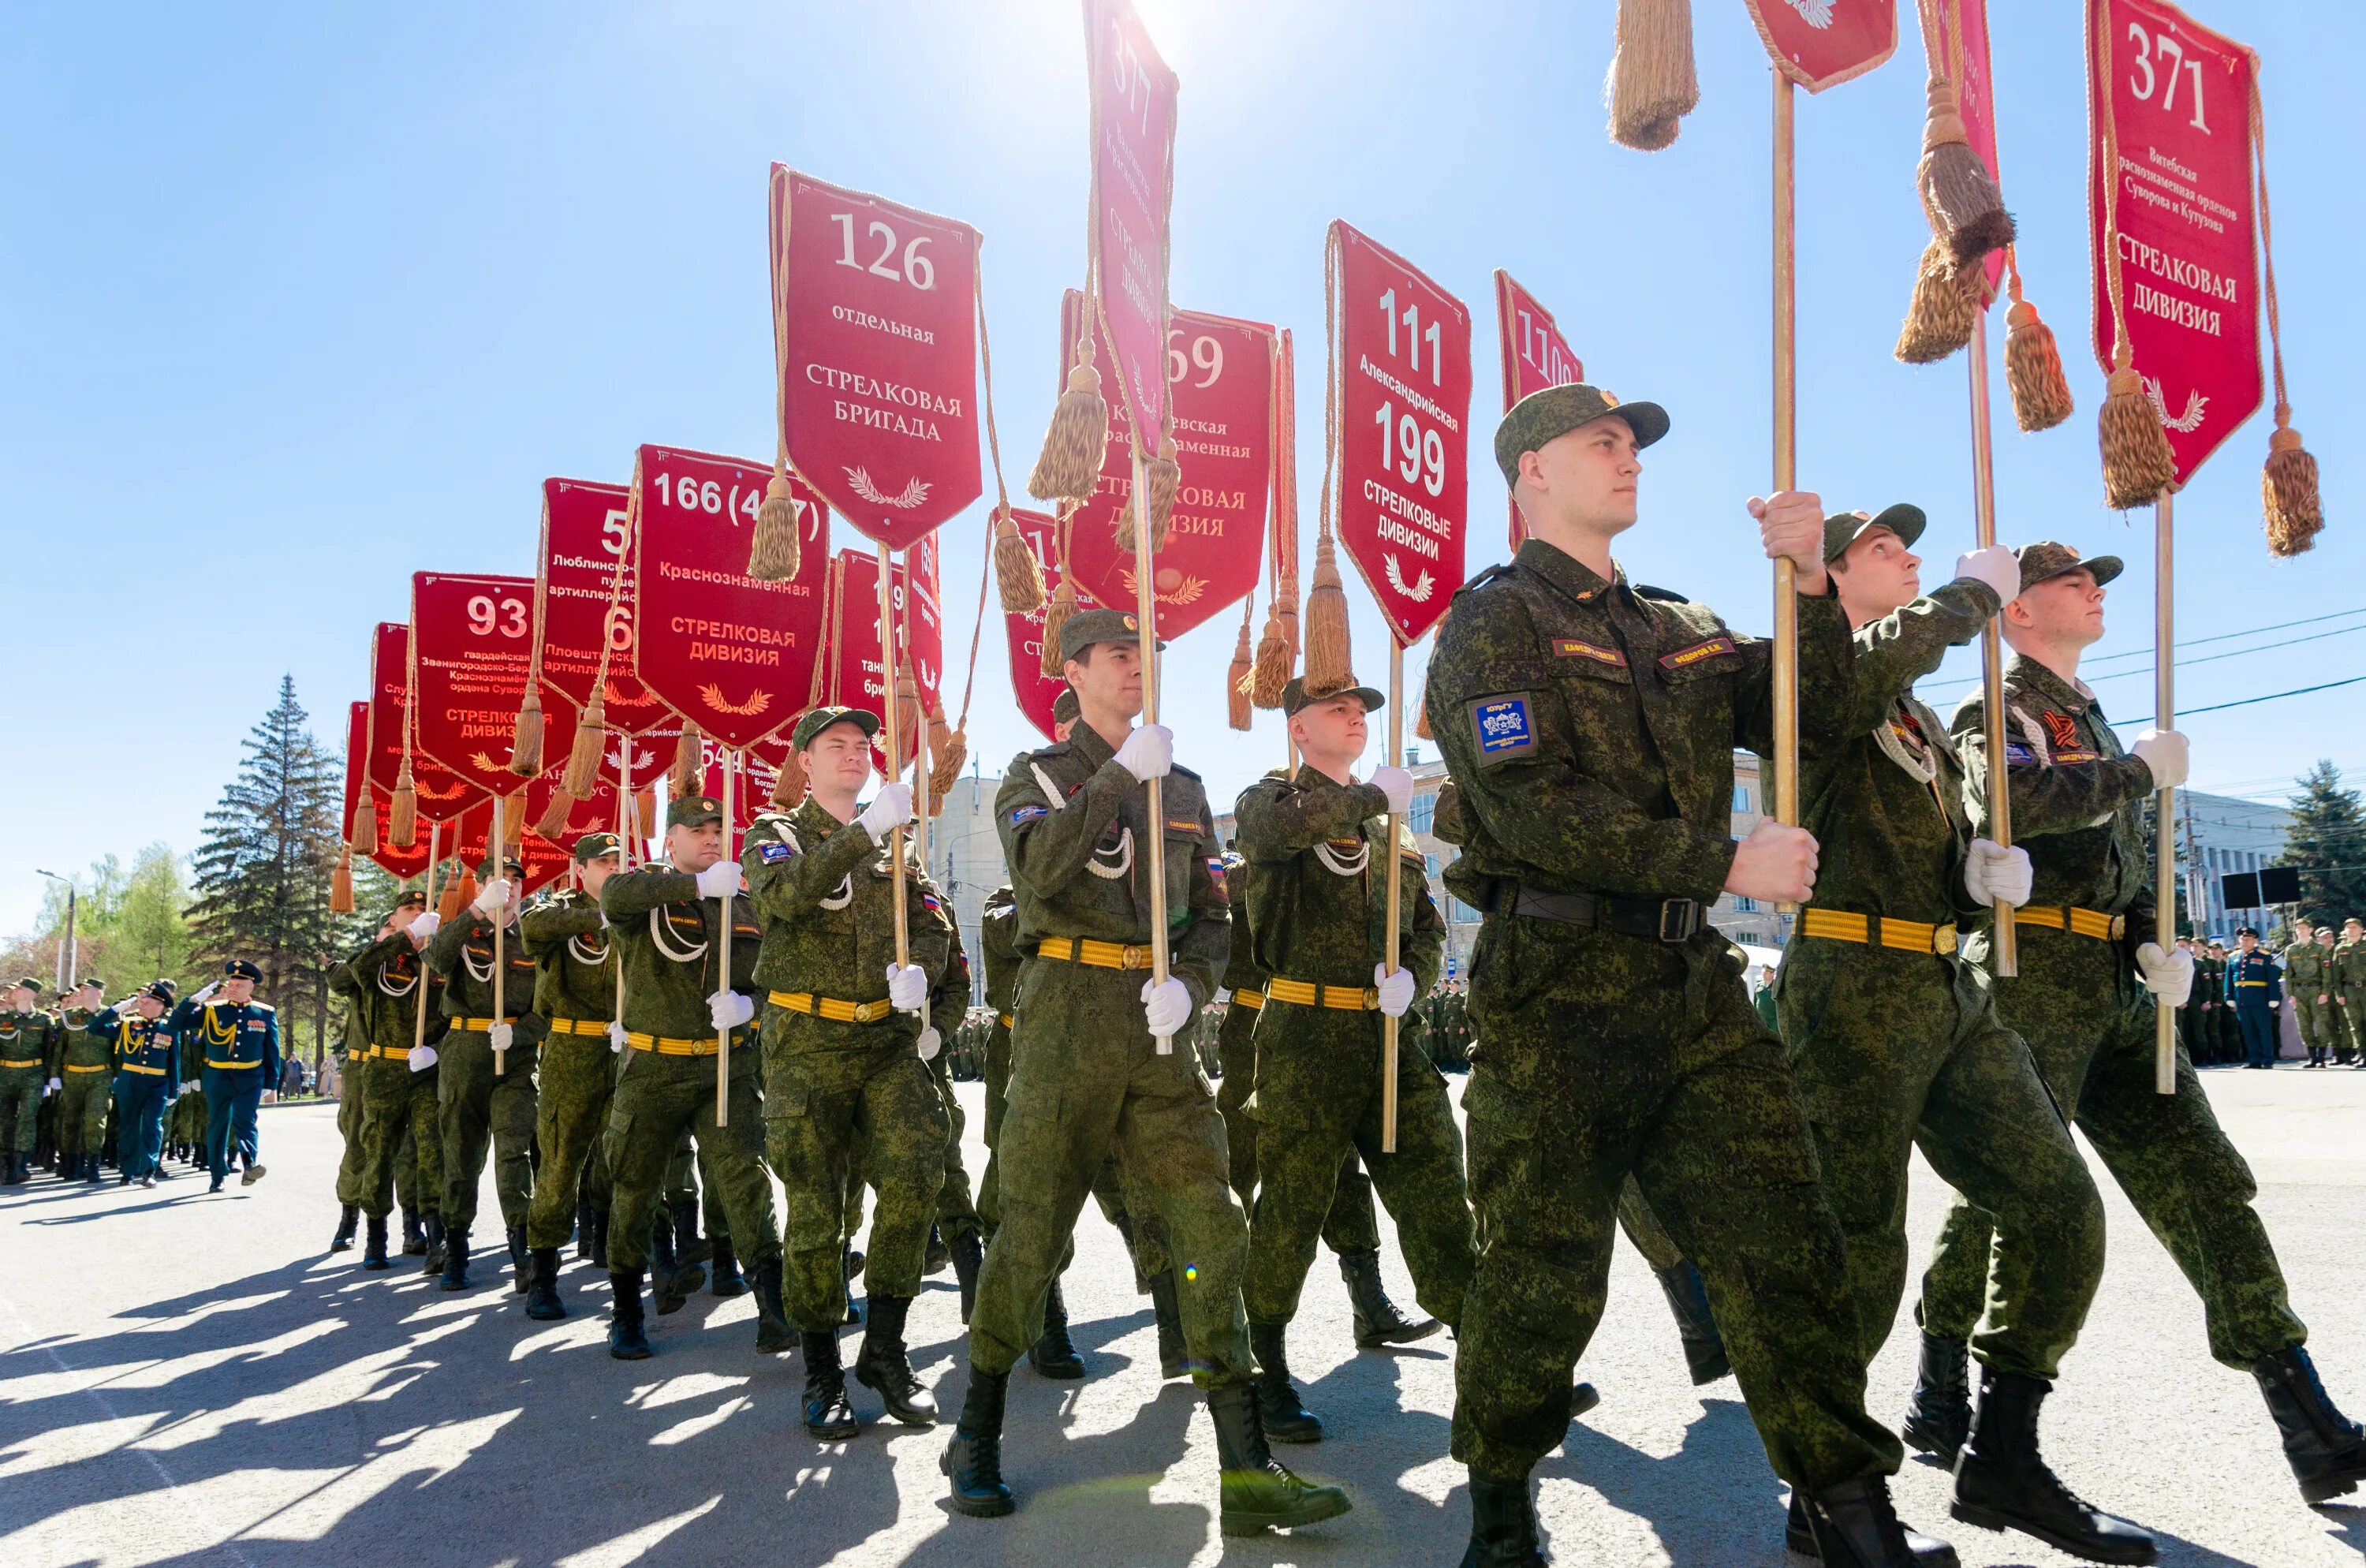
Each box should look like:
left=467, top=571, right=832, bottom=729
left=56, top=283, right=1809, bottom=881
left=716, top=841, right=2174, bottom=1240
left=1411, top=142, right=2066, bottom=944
left=2084, top=622, right=2366, bottom=683
left=2081, top=606, right=2366, bottom=665
left=2107, top=676, right=2366, bottom=726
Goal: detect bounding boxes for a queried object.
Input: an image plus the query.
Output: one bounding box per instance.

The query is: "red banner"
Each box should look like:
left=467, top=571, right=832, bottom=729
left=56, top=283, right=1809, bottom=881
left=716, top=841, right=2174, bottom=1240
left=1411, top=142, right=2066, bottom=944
left=364, top=790, right=488, bottom=883
left=412, top=572, right=572, bottom=803
left=537, top=477, right=674, bottom=741
left=694, top=733, right=797, bottom=834
left=525, top=771, right=622, bottom=846
left=1931, top=0, right=2006, bottom=299
left=630, top=444, right=832, bottom=751
left=1328, top=221, right=1472, bottom=648
left=1746, top=0, right=1898, bottom=91
left=1085, top=0, right=1178, bottom=439
left=1059, top=290, right=1271, bottom=638
left=2087, top=0, right=2260, bottom=487
left=1493, top=271, right=1583, bottom=551
left=369, top=622, right=477, bottom=825
left=341, top=702, right=369, bottom=845
left=772, top=167, right=983, bottom=551
left=1003, top=508, right=1069, bottom=741
left=828, top=548, right=942, bottom=747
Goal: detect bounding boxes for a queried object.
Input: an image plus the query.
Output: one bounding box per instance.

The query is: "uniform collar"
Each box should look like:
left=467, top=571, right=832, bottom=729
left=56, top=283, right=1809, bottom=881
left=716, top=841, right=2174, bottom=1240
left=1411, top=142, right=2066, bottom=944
left=793, top=795, right=850, bottom=837
left=2006, top=653, right=2102, bottom=716
left=1069, top=720, right=1120, bottom=769
left=1515, top=538, right=1625, bottom=608
left=1293, top=763, right=1360, bottom=794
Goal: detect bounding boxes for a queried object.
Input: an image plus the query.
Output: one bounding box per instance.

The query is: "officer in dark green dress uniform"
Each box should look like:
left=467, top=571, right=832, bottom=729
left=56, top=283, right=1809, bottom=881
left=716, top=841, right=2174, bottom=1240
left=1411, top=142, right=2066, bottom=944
left=95, top=981, right=177, bottom=1187
left=170, top=959, right=280, bottom=1193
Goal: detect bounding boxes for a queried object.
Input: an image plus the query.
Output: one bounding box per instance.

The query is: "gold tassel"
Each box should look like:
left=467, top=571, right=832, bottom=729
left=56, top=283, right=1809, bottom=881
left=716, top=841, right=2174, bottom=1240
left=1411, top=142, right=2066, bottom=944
left=330, top=847, right=355, bottom=914
left=1302, top=531, right=1352, bottom=693
left=747, top=469, right=802, bottom=582
left=1251, top=604, right=1292, bottom=709
left=2263, top=415, right=2323, bottom=558
left=892, top=673, right=923, bottom=777
left=2001, top=252, right=2073, bottom=432
left=2098, top=357, right=2177, bottom=511
left=669, top=723, right=702, bottom=798
left=440, top=868, right=472, bottom=924
left=1414, top=666, right=1435, bottom=742
left=1226, top=618, right=1254, bottom=731
left=1027, top=351, right=1109, bottom=502
left=532, top=786, right=575, bottom=839
left=769, top=726, right=808, bottom=809
left=1895, top=238, right=1980, bottom=365
left=929, top=713, right=966, bottom=798
left=353, top=797, right=379, bottom=857
left=562, top=692, right=606, bottom=800
left=509, top=685, right=543, bottom=777
left=1606, top=0, right=1698, bottom=152
left=992, top=510, right=1047, bottom=614
left=390, top=760, right=418, bottom=849
left=1127, top=435, right=1180, bottom=554
left=633, top=786, right=656, bottom=841
left=1916, top=77, right=2014, bottom=268
left=1038, top=577, right=1078, bottom=678
left=503, top=807, right=524, bottom=852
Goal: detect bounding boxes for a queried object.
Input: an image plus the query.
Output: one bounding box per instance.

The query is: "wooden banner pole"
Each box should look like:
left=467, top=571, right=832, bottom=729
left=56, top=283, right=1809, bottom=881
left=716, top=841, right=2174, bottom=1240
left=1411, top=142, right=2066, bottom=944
left=493, top=792, right=507, bottom=1077
left=1968, top=311, right=2019, bottom=977
left=716, top=746, right=735, bottom=1126
left=412, top=820, right=442, bottom=1061
left=2155, top=490, right=2177, bottom=1092
left=1132, top=440, right=1173, bottom=1054
left=1381, top=637, right=1404, bottom=1152
left=1771, top=69, right=1801, bottom=909
left=875, top=544, right=912, bottom=1008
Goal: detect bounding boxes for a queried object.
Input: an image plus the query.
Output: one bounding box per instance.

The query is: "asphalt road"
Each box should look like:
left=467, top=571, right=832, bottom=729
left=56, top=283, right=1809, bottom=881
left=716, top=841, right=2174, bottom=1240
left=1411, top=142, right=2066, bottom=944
left=3, top=1065, right=2361, bottom=1567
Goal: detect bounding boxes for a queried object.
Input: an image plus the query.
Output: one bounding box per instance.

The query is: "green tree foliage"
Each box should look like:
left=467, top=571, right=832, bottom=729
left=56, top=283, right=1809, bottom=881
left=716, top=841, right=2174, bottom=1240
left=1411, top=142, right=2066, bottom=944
left=1, top=845, right=198, bottom=999
left=2282, top=760, right=2366, bottom=927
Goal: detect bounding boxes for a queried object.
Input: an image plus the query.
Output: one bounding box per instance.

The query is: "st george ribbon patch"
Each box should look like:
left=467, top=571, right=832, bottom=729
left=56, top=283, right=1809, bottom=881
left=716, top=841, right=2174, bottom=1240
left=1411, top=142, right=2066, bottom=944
left=1470, top=696, right=1537, bottom=763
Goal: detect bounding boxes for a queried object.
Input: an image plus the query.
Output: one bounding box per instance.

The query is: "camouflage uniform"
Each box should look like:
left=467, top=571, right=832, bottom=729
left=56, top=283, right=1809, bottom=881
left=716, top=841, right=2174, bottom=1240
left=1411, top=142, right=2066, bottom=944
left=2285, top=936, right=2334, bottom=1066
left=54, top=1003, right=111, bottom=1170
left=1776, top=573, right=2103, bottom=1383
left=1426, top=536, right=1899, bottom=1492
left=425, top=901, right=543, bottom=1241
left=333, top=1021, right=368, bottom=1208
left=2334, top=935, right=2366, bottom=1066
left=741, top=794, right=951, bottom=1329
left=328, top=931, right=448, bottom=1222
left=1915, top=654, right=2309, bottom=1370
left=520, top=884, right=618, bottom=1251
left=0, top=1006, right=57, bottom=1170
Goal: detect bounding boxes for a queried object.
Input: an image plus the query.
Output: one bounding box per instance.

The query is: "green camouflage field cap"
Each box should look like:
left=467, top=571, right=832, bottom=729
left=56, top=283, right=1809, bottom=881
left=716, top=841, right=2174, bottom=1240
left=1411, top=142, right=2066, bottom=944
left=1051, top=688, right=1080, bottom=726
left=2015, top=541, right=2123, bottom=594
left=1281, top=677, right=1383, bottom=716
left=1822, top=502, right=1927, bottom=563
left=790, top=705, right=882, bottom=751
left=1494, top=383, right=1670, bottom=487
left=1058, top=607, right=1165, bottom=663
left=572, top=831, right=623, bottom=863
left=667, top=794, right=724, bottom=829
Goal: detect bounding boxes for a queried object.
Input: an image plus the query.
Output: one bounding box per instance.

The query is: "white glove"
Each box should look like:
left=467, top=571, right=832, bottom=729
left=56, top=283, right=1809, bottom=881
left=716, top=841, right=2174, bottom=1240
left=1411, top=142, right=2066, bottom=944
left=1114, top=723, right=1173, bottom=783
left=2131, top=729, right=2189, bottom=790
left=916, top=1025, right=942, bottom=1062
left=1140, top=976, right=1193, bottom=1038
left=856, top=782, right=914, bottom=845
left=191, top=980, right=220, bottom=1005
left=409, top=1043, right=439, bottom=1073
left=695, top=861, right=743, bottom=899
left=179, top=1080, right=197, bottom=1095
left=1370, top=765, right=1414, bottom=817
left=1962, top=838, right=2033, bottom=909
left=1374, top=963, right=1416, bottom=1018
left=709, top=991, right=755, bottom=1031
left=409, top=911, right=442, bottom=943
left=2270, top=999, right=2282, bottom=1010
left=2136, top=943, right=2196, bottom=1009
left=606, top=1021, right=629, bottom=1054
left=43, top=1077, right=58, bottom=1096
left=473, top=878, right=512, bottom=915
left=886, top=963, right=928, bottom=1012
left=488, top=1021, right=514, bottom=1051
left=1954, top=545, right=2020, bottom=604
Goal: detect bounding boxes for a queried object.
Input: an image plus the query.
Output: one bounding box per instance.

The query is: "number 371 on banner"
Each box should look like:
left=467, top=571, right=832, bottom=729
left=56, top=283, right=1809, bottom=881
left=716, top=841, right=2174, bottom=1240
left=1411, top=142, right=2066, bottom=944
left=1327, top=220, right=1470, bottom=646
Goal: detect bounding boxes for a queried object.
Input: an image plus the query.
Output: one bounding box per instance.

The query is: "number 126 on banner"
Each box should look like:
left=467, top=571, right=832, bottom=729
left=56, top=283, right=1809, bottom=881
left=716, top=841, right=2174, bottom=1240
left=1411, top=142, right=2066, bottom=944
left=1328, top=220, right=1470, bottom=646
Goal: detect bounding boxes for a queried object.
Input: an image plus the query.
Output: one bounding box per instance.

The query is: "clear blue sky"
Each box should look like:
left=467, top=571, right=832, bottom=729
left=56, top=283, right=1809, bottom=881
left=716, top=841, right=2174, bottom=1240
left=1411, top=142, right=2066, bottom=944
left=4, top=0, right=2359, bottom=933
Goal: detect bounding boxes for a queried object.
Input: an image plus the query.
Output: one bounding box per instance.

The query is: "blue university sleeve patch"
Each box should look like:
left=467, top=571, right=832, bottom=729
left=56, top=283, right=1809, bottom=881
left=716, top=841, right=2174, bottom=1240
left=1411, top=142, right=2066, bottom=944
left=756, top=840, right=797, bottom=863
left=1469, top=696, right=1537, bottom=764
left=2002, top=741, right=2039, bottom=767
left=1009, top=805, right=1049, bottom=825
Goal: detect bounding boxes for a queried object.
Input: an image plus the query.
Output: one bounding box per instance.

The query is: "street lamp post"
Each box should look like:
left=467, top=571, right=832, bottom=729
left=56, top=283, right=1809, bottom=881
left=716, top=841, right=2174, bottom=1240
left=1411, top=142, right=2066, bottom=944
left=34, top=870, right=76, bottom=992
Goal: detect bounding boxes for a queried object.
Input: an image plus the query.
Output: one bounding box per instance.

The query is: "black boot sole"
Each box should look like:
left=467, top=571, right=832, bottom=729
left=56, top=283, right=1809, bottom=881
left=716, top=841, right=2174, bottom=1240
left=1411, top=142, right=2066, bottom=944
left=804, top=1409, right=861, bottom=1440
left=1354, top=1317, right=1444, bottom=1349
left=1950, top=1499, right=2156, bottom=1565
left=1570, top=1383, right=1601, bottom=1421
left=2298, top=1465, right=2366, bottom=1506
left=361, top=1258, right=391, bottom=1271
left=608, top=1333, right=651, bottom=1361
left=854, top=1365, right=939, bottom=1427
left=711, top=1275, right=746, bottom=1298
left=1218, top=1487, right=1353, bottom=1537
left=1902, top=1416, right=1966, bottom=1462
left=525, top=1300, right=567, bottom=1321
left=651, top=1267, right=706, bottom=1314
left=939, top=1447, right=1016, bottom=1517
left=1685, top=1344, right=1733, bottom=1384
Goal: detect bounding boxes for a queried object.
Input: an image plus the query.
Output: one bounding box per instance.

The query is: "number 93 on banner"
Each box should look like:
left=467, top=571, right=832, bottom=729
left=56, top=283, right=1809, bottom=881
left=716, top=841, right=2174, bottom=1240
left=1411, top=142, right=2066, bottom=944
left=1328, top=220, right=1471, bottom=646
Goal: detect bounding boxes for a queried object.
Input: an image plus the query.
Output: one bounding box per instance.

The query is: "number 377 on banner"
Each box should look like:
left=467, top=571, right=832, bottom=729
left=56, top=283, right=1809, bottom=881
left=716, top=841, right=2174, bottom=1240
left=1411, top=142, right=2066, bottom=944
left=1327, top=220, right=1471, bottom=646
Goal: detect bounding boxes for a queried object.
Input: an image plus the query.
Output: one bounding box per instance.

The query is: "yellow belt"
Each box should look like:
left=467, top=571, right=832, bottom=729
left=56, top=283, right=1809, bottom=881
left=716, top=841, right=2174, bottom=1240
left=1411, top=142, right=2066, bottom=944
left=1230, top=987, right=1265, bottom=1010
left=65, top=1063, right=110, bottom=1073
left=998, top=1013, right=1013, bottom=1029
left=0, top=1058, right=40, bottom=1069
left=2012, top=905, right=2125, bottom=942
left=1264, top=976, right=1380, bottom=1011
left=368, top=1044, right=412, bottom=1062
left=625, top=1032, right=721, bottom=1057
left=1037, top=936, right=1157, bottom=970
left=1797, top=908, right=1959, bottom=955
left=120, top=1062, right=167, bottom=1076
left=204, top=1059, right=261, bottom=1071
left=2237, top=980, right=2269, bottom=987
left=453, top=1017, right=511, bottom=1032
left=544, top=1017, right=610, bottom=1037
left=767, top=990, right=894, bottom=1024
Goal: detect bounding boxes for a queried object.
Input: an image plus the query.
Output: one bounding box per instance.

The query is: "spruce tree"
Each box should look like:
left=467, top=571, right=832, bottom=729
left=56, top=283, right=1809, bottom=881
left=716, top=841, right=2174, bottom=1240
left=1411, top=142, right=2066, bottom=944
left=2282, top=760, right=2366, bottom=926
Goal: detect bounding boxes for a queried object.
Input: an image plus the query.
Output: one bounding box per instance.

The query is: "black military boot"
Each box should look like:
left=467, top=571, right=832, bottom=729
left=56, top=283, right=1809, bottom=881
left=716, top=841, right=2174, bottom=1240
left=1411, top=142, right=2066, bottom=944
left=1028, top=1276, right=1085, bottom=1379
left=649, top=1208, right=706, bottom=1314
left=330, top=1204, right=360, bottom=1253
left=671, top=1197, right=711, bottom=1267
left=1655, top=1261, right=1732, bottom=1384
left=708, top=1236, right=745, bottom=1297
left=801, top=1331, right=860, bottom=1439
left=1461, top=1472, right=1545, bottom=1568
left=950, top=1226, right=984, bottom=1325
left=361, top=1215, right=391, bottom=1271
left=84, top=1153, right=105, bottom=1184
left=924, top=1223, right=950, bottom=1275
left=524, top=1248, right=567, bottom=1320
left=1207, top=1383, right=1352, bottom=1537
left=1951, top=1368, right=2155, bottom=1562
left=401, top=1207, right=426, bottom=1256
left=422, top=1213, right=448, bottom=1275
left=1903, top=1331, right=1972, bottom=1462
left=507, top=1224, right=530, bottom=1294
left=1797, top=1476, right=1958, bottom=1568
left=1338, top=1246, right=1440, bottom=1347
left=1148, top=1267, right=1188, bottom=1379
left=854, top=1295, right=939, bottom=1426
left=574, top=1195, right=595, bottom=1263
left=2253, top=1345, right=2366, bottom=1503
left=1249, top=1321, right=1323, bottom=1443
left=439, top=1226, right=471, bottom=1291
left=590, top=1206, right=609, bottom=1270
left=608, top=1270, right=651, bottom=1360
left=941, top=1367, right=1015, bottom=1517
left=840, top=1245, right=865, bottom=1326
left=751, top=1257, right=796, bottom=1354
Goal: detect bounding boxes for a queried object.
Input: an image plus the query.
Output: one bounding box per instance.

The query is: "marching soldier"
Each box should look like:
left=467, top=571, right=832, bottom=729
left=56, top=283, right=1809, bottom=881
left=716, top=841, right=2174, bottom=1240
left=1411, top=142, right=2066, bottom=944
left=2334, top=917, right=2366, bottom=1066
left=170, top=959, right=280, bottom=1193
left=943, top=607, right=1350, bottom=1536
left=329, top=890, right=450, bottom=1270
left=54, top=980, right=111, bottom=1182
left=1427, top=384, right=1943, bottom=1567
left=1231, top=676, right=1472, bottom=1443
left=741, top=705, right=951, bottom=1435
left=1784, top=509, right=2142, bottom=1559
left=2206, top=939, right=2239, bottom=1064
left=2228, top=927, right=2284, bottom=1070
left=0, top=979, right=56, bottom=1185
left=517, top=831, right=625, bottom=1320
left=96, top=980, right=178, bottom=1187
left=425, top=852, right=543, bottom=1291
left=2282, top=920, right=2332, bottom=1069
left=596, top=793, right=789, bottom=1361
left=1912, top=544, right=2366, bottom=1508
left=2306, top=924, right=2340, bottom=1067
left=330, top=1006, right=368, bottom=1247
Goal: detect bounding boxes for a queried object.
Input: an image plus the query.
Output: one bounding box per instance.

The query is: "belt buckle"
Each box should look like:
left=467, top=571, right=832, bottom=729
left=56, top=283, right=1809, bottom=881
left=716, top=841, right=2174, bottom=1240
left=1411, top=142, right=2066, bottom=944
left=1122, top=943, right=1148, bottom=969
left=2108, top=914, right=2127, bottom=941
left=1360, top=986, right=1379, bottom=1010
left=1658, top=898, right=1700, bottom=943
left=1935, top=924, right=1959, bottom=954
